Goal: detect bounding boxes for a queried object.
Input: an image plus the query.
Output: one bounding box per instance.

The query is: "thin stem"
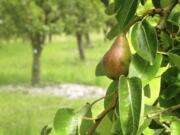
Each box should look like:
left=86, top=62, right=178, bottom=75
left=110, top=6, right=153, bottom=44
left=157, top=0, right=178, bottom=30
left=90, top=91, right=116, bottom=106
left=157, top=51, right=168, bottom=55
left=147, top=104, right=180, bottom=118
left=124, top=8, right=164, bottom=32
left=87, top=99, right=117, bottom=135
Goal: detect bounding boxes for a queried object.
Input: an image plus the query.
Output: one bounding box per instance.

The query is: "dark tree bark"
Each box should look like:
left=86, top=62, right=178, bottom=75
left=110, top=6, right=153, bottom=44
left=30, top=33, right=45, bottom=86
left=76, top=32, right=85, bottom=60
left=84, top=33, right=93, bottom=48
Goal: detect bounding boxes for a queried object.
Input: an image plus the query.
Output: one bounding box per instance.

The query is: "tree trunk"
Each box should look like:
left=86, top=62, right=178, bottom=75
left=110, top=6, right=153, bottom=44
left=84, top=33, right=93, bottom=48
left=76, top=32, right=85, bottom=60
left=48, top=33, right=52, bottom=43
left=31, top=33, right=44, bottom=86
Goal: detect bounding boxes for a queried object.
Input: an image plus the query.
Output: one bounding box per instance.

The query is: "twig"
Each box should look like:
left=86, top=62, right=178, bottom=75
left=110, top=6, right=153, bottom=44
left=156, top=0, right=178, bottom=30
left=90, top=91, right=117, bottom=106
left=87, top=99, right=117, bottom=135
left=124, top=8, right=164, bottom=32
left=147, top=104, right=180, bottom=118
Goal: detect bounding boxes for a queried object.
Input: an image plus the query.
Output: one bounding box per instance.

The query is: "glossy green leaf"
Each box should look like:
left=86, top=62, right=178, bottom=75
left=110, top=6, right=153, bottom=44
left=131, top=20, right=158, bottom=64
left=152, top=0, right=161, bottom=8
left=115, top=0, right=138, bottom=32
left=104, top=80, right=118, bottom=120
left=53, top=108, right=78, bottom=135
left=95, top=60, right=105, bottom=76
left=168, top=49, right=180, bottom=69
left=118, top=76, right=143, bottom=135
left=128, top=54, right=162, bottom=85
left=144, top=85, right=151, bottom=98
left=159, top=31, right=172, bottom=50
left=145, top=77, right=161, bottom=105
left=107, top=24, right=121, bottom=39
left=114, top=0, right=121, bottom=11
left=112, top=119, right=123, bottom=135
left=41, top=125, right=52, bottom=135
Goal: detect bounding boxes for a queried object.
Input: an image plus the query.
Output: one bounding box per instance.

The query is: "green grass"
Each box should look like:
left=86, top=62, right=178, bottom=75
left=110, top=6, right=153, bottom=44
left=0, top=90, right=103, bottom=135
left=0, top=34, right=112, bottom=88
left=0, top=34, right=109, bottom=135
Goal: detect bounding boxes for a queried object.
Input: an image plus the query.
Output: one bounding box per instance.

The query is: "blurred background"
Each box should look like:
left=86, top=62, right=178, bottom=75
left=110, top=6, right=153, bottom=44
left=0, top=0, right=116, bottom=134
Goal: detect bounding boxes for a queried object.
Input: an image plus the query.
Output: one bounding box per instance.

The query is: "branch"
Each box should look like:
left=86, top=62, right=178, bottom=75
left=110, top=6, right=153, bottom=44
left=147, top=104, right=180, bottom=118
left=156, top=0, right=178, bottom=30
left=90, top=91, right=117, bottom=106
left=87, top=99, right=117, bottom=135
left=124, top=8, right=164, bottom=32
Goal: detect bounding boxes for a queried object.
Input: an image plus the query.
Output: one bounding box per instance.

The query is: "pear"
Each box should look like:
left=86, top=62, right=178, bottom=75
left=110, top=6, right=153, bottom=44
left=96, top=34, right=131, bottom=80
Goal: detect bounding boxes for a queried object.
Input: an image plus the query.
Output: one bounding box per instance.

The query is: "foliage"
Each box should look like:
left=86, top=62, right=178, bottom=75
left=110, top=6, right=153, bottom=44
left=0, top=0, right=63, bottom=38
left=57, top=0, right=106, bottom=35
left=50, top=0, right=180, bottom=135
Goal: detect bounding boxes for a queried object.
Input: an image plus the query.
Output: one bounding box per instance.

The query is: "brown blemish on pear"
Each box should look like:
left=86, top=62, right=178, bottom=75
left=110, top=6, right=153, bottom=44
left=102, top=34, right=131, bottom=80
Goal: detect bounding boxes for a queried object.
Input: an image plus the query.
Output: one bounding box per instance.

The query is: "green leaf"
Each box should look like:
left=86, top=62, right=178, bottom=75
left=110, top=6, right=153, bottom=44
left=104, top=80, right=118, bottom=120
left=140, top=0, right=147, bottom=5
left=145, top=77, right=161, bottom=105
left=169, top=11, right=180, bottom=25
left=41, top=125, right=52, bottom=135
left=152, top=0, right=161, bottom=8
left=166, top=20, right=179, bottom=34
left=101, top=0, right=109, bottom=7
left=95, top=60, right=105, bottom=76
left=78, top=104, right=93, bottom=135
left=128, top=54, right=162, bottom=85
left=112, top=119, right=123, bottom=135
left=115, top=0, right=138, bottom=32
left=168, top=49, right=180, bottom=69
left=118, top=76, right=144, bottom=135
left=144, top=85, right=151, bottom=98
left=171, top=118, right=180, bottom=135
left=105, top=3, right=116, bottom=15
left=107, top=24, right=121, bottom=40
left=53, top=108, right=78, bottom=135
left=96, top=115, right=113, bottom=135
left=137, top=118, right=152, bottom=135
left=131, top=20, right=158, bottom=64
left=114, top=0, right=121, bottom=11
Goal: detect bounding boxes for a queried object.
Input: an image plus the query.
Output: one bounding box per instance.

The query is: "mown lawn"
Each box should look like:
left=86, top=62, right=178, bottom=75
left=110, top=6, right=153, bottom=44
left=0, top=90, right=103, bottom=135
left=0, top=34, right=112, bottom=88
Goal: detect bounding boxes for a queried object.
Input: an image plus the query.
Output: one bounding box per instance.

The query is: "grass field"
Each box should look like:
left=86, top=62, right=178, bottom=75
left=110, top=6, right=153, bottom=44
left=0, top=34, right=112, bottom=88
left=0, top=34, right=110, bottom=135
left=0, top=90, right=103, bottom=135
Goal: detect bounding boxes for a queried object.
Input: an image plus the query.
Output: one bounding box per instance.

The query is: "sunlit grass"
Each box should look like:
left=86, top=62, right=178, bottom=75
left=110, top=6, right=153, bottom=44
left=0, top=33, right=112, bottom=88
left=0, top=90, right=103, bottom=135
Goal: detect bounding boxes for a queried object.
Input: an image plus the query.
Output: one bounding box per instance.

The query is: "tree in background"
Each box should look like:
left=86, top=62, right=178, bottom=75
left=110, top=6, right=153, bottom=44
left=0, top=0, right=107, bottom=84
left=59, top=0, right=106, bottom=60
left=0, top=0, right=63, bottom=85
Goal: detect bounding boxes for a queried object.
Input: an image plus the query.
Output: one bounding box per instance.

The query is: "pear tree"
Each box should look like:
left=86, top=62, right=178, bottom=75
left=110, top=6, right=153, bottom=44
left=50, top=0, right=180, bottom=135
